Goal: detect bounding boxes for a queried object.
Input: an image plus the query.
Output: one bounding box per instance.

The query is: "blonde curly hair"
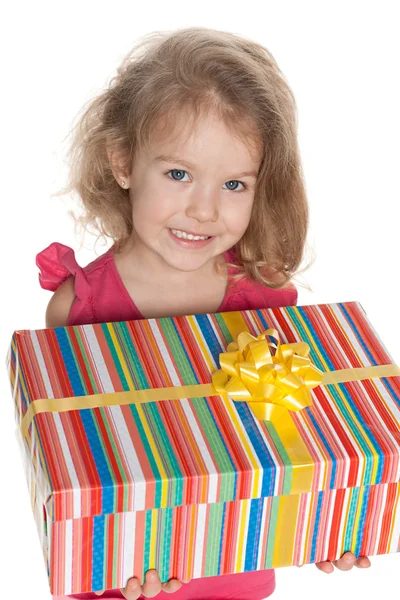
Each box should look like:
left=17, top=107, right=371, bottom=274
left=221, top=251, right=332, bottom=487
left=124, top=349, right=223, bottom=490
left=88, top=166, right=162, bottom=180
left=59, top=26, right=313, bottom=289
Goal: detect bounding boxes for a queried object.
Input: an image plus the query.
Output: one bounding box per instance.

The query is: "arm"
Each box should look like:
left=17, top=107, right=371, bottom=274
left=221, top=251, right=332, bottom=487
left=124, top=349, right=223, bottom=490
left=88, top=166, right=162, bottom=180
left=45, top=276, right=76, bottom=328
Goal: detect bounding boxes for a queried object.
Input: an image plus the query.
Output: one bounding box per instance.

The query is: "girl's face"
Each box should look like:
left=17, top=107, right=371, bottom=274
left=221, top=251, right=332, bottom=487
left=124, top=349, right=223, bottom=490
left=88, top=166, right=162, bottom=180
left=125, top=111, right=262, bottom=274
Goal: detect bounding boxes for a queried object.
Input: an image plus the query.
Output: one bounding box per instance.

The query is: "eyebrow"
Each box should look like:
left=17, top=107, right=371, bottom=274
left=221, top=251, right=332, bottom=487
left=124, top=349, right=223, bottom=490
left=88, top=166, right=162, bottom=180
left=154, top=154, right=258, bottom=179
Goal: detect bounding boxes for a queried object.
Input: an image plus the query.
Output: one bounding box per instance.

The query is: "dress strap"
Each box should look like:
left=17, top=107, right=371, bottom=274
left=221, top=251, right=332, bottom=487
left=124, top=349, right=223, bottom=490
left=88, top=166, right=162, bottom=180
left=36, top=242, right=91, bottom=300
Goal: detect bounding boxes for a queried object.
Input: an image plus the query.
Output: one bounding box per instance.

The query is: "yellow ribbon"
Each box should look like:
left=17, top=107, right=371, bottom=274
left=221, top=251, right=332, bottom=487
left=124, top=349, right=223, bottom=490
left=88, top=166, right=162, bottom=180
left=19, top=336, right=400, bottom=439
left=212, top=328, right=400, bottom=420
left=212, top=328, right=324, bottom=420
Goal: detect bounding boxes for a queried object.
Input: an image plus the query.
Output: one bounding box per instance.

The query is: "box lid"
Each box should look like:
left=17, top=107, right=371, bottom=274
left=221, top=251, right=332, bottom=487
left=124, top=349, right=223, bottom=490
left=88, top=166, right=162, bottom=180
left=8, top=301, right=400, bottom=522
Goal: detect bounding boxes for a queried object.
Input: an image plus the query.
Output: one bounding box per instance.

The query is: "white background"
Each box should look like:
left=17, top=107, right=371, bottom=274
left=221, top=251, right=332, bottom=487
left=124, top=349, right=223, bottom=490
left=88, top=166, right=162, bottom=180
left=1, top=1, right=399, bottom=598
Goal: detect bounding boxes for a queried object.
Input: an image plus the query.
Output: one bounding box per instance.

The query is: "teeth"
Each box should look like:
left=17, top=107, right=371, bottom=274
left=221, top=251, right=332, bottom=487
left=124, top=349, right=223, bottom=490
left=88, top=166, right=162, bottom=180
left=171, top=229, right=210, bottom=241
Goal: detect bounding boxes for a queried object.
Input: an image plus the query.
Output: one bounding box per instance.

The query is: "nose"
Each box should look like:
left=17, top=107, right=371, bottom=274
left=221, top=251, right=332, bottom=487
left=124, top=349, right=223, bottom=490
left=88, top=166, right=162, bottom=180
left=185, top=187, right=219, bottom=223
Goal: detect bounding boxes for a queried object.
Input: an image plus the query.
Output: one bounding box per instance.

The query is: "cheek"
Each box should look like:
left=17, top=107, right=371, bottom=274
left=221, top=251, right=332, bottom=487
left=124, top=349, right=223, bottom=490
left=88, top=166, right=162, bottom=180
left=224, top=202, right=253, bottom=235
left=132, top=195, right=179, bottom=230
left=131, top=172, right=180, bottom=224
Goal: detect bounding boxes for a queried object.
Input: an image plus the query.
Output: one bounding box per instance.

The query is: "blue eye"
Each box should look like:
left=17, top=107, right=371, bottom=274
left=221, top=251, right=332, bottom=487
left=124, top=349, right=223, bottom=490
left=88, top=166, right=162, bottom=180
left=223, top=180, right=246, bottom=192
left=168, top=169, right=188, bottom=181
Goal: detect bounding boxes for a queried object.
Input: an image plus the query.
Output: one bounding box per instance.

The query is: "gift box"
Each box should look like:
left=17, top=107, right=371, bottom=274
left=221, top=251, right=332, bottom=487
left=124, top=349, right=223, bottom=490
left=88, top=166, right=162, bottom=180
left=7, top=301, right=400, bottom=595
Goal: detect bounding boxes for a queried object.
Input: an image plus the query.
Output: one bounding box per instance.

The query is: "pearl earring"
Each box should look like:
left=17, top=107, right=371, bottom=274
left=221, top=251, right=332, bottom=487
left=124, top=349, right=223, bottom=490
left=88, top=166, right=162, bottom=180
left=120, top=180, right=126, bottom=187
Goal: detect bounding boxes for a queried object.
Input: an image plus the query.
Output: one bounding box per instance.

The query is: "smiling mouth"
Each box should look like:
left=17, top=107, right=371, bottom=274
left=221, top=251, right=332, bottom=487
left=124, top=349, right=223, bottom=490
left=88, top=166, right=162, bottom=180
left=170, top=228, right=211, bottom=241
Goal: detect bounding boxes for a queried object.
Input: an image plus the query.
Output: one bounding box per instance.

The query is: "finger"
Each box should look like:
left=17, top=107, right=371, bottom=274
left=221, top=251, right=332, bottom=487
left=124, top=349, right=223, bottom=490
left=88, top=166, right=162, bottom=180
left=120, top=578, right=142, bottom=600
left=355, top=556, right=372, bottom=569
left=94, top=593, right=104, bottom=597
left=142, top=569, right=163, bottom=598
left=161, top=579, right=183, bottom=594
left=315, top=561, right=334, bottom=574
left=333, top=552, right=356, bottom=571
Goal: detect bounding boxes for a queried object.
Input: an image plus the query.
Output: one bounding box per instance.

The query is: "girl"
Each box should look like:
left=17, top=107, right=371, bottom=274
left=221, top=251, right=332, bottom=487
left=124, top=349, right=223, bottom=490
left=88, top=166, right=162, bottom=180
left=36, top=26, right=371, bottom=600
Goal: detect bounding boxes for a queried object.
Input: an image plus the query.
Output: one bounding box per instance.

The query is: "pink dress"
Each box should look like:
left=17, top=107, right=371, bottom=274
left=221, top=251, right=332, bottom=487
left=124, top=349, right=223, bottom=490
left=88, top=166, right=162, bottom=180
left=36, top=242, right=298, bottom=600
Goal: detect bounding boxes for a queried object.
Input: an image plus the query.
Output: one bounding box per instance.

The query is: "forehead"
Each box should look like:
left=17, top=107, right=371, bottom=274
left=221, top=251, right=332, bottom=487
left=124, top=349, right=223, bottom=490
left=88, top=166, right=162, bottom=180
left=146, top=108, right=263, bottom=164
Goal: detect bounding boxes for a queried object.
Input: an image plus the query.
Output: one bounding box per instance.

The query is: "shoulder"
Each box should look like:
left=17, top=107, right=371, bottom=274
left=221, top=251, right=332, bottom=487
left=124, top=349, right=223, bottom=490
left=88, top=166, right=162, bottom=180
left=225, top=274, right=298, bottom=312
left=224, top=250, right=298, bottom=308
left=254, top=279, right=298, bottom=307
left=45, top=276, right=76, bottom=327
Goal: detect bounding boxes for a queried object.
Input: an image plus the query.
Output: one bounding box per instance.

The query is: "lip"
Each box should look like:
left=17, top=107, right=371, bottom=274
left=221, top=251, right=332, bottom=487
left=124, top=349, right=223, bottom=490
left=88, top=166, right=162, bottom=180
left=168, top=228, right=214, bottom=249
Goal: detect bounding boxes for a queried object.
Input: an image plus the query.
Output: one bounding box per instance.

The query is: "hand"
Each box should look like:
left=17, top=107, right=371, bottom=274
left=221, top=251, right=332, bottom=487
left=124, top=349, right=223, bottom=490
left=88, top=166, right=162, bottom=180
left=315, top=551, right=371, bottom=573
left=94, top=569, right=190, bottom=599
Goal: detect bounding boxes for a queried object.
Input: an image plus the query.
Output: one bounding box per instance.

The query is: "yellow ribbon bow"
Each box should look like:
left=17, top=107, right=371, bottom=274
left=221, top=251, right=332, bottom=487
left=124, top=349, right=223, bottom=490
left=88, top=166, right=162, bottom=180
left=212, top=328, right=324, bottom=420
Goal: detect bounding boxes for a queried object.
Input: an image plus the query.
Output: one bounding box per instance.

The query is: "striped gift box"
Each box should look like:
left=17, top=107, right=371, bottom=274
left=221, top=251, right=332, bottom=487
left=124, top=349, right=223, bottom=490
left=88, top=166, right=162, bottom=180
left=7, top=301, right=400, bottom=595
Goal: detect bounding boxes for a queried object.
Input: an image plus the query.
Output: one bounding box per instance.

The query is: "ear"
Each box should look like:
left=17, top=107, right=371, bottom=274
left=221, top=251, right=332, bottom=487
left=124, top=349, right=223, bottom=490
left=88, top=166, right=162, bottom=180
left=107, top=147, right=131, bottom=188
